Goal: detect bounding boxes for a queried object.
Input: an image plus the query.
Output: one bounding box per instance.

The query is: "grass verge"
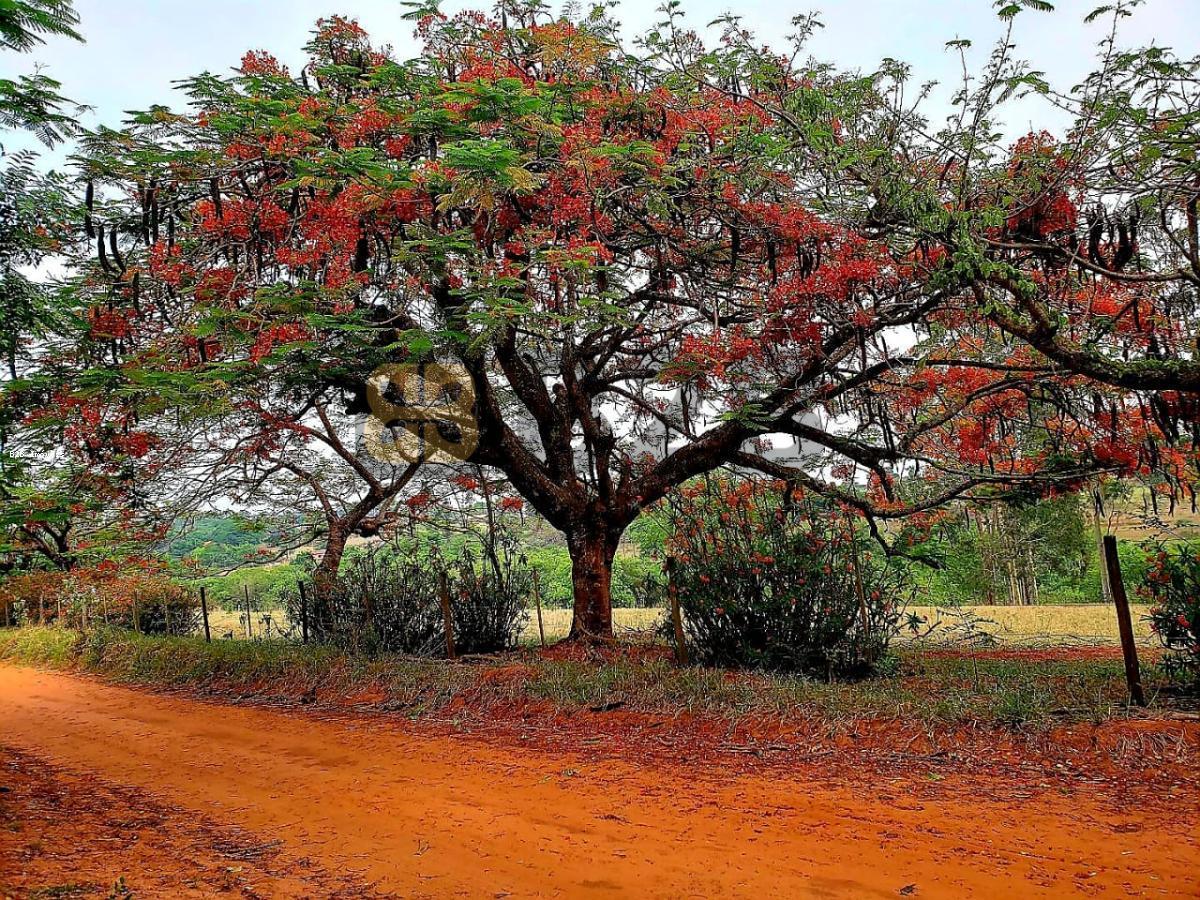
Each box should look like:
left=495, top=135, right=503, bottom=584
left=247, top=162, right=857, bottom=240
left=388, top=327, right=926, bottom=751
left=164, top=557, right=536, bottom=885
left=0, top=625, right=1172, bottom=732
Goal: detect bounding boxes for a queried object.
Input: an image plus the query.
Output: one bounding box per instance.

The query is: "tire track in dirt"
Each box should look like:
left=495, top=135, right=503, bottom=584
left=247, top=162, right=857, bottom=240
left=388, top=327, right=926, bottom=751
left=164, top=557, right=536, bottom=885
left=1, top=665, right=1195, bottom=899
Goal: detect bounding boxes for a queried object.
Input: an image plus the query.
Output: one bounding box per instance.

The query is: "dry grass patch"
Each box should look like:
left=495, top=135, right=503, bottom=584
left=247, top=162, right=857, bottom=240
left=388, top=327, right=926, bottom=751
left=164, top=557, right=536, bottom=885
left=194, top=603, right=1150, bottom=647
left=904, top=604, right=1155, bottom=646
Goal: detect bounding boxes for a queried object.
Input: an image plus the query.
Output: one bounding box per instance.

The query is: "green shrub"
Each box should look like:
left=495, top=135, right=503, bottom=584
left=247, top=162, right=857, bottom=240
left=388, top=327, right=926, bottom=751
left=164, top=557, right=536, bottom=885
left=443, top=544, right=530, bottom=655
left=666, top=480, right=906, bottom=677
left=305, top=542, right=529, bottom=656
left=311, top=549, right=444, bottom=655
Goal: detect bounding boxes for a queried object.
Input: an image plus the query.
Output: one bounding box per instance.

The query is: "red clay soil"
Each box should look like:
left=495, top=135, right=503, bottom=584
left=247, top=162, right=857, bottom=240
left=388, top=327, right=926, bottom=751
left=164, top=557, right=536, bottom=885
left=2, top=664, right=1197, bottom=899
left=0, top=745, right=384, bottom=898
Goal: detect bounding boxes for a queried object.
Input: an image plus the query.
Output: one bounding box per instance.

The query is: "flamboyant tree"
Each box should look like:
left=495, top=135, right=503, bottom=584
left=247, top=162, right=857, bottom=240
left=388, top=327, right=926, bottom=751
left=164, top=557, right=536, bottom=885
left=51, top=1, right=1196, bottom=638
left=0, top=0, right=129, bottom=573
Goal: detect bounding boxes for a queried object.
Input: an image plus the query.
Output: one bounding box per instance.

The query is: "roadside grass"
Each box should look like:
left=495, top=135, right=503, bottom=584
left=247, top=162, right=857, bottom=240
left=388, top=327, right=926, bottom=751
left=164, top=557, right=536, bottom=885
left=0, top=625, right=78, bottom=667
left=523, top=652, right=1140, bottom=727
left=0, top=625, right=1158, bottom=731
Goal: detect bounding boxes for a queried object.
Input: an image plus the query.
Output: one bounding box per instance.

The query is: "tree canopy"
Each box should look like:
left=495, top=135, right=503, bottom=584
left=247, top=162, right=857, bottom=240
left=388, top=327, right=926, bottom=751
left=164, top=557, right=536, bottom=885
left=5, top=0, right=1200, bottom=637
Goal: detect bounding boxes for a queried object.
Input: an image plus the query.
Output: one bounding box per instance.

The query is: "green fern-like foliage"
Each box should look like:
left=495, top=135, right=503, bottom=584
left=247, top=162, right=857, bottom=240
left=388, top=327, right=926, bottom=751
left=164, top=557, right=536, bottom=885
left=0, top=1, right=82, bottom=146
left=0, top=0, right=81, bottom=52
left=0, top=72, right=80, bottom=146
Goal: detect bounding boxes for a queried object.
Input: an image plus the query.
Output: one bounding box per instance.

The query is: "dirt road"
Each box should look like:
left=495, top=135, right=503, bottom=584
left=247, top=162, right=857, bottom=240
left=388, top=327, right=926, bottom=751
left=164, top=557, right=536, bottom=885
left=1, top=665, right=1195, bottom=899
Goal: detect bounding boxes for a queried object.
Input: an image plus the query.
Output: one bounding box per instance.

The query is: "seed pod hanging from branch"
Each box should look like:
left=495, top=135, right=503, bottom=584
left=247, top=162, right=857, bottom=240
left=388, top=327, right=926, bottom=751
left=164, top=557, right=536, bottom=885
left=96, top=224, right=117, bottom=276
left=84, top=180, right=95, bottom=239
left=108, top=226, right=126, bottom=274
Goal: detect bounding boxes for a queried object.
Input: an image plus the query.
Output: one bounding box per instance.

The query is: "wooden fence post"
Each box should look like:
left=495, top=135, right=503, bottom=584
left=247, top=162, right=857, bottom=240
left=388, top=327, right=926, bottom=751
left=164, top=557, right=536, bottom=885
left=666, top=557, right=689, bottom=666
left=133, top=592, right=141, bottom=634
left=243, top=584, right=253, bottom=640
left=298, top=581, right=309, bottom=645
left=532, top=570, right=546, bottom=649
left=200, top=585, right=211, bottom=643
left=1103, top=535, right=1147, bottom=707
left=438, top=571, right=457, bottom=660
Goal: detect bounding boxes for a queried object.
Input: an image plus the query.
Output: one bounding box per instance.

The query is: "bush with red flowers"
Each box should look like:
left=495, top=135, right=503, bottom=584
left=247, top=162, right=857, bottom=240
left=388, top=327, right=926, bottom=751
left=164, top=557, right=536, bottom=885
left=1140, top=541, right=1200, bottom=688
left=665, top=480, right=908, bottom=678
left=0, top=567, right=198, bottom=636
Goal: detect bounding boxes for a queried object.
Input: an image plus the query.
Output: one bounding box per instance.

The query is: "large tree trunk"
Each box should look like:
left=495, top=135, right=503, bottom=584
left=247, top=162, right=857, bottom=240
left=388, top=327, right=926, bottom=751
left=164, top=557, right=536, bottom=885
left=566, top=526, right=620, bottom=640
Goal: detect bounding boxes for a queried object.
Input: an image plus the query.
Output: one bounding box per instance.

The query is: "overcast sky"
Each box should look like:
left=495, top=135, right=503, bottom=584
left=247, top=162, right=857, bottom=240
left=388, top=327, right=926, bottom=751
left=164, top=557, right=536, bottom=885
left=6, top=0, right=1198, bottom=162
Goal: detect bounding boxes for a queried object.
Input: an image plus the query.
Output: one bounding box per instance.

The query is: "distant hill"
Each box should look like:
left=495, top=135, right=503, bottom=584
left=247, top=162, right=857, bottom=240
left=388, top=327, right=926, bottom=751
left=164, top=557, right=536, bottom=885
left=164, top=516, right=275, bottom=570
